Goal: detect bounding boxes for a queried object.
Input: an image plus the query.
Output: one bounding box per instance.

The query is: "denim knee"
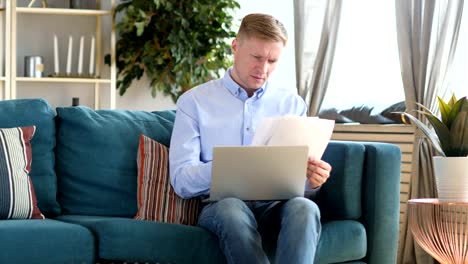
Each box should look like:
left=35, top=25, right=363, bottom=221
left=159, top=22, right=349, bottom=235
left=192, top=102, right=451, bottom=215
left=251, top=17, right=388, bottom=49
left=198, top=197, right=257, bottom=229
left=197, top=198, right=268, bottom=264
left=282, top=197, right=321, bottom=223
left=276, top=197, right=321, bottom=264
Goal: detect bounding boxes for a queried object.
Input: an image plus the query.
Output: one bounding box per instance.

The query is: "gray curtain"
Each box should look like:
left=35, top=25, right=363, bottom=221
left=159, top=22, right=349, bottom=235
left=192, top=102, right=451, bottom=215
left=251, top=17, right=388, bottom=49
left=294, top=0, right=342, bottom=116
left=395, top=1, right=464, bottom=263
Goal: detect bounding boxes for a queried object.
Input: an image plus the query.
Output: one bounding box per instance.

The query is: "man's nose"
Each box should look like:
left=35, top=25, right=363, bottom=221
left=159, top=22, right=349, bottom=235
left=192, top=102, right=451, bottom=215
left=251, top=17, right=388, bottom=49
left=258, top=60, right=268, bottom=74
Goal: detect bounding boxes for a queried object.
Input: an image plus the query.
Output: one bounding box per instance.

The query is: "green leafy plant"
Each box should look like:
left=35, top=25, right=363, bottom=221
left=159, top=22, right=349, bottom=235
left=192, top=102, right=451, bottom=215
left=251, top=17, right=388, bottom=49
left=107, top=0, right=240, bottom=102
left=402, top=95, right=468, bottom=157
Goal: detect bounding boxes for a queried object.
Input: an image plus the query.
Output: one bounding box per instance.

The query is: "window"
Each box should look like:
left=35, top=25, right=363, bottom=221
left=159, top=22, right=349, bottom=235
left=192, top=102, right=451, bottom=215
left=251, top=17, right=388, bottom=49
left=234, top=0, right=466, bottom=112
left=322, top=0, right=467, bottom=111
left=321, top=0, right=404, bottom=113
left=445, top=7, right=468, bottom=100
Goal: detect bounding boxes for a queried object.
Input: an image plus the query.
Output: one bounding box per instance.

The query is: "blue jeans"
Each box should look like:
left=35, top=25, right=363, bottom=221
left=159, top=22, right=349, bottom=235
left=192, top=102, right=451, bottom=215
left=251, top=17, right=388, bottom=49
left=197, top=197, right=321, bottom=264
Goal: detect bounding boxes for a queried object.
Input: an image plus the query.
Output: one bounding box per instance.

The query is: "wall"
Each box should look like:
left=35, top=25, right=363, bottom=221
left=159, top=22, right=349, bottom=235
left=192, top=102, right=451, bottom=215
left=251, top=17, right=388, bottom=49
left=12, top=0, right=296, bottom=111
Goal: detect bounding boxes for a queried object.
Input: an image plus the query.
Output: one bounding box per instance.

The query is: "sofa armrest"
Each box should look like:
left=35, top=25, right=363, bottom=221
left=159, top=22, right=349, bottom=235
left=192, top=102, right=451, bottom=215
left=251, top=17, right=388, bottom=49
left=361, top=142, right=401, bottom=264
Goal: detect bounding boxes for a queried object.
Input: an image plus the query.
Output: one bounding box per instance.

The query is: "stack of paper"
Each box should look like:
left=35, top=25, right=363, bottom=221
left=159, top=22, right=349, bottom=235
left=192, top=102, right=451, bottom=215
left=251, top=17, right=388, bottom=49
left=251, top=116, right=335, bottom=160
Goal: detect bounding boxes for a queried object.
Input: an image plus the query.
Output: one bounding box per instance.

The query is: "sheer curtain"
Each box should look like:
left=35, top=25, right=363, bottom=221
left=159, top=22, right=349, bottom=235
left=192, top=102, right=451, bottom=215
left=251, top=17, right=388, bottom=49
left=395, top=1, right=464, bottom=263
left=294, top=0, right=342, bottom=116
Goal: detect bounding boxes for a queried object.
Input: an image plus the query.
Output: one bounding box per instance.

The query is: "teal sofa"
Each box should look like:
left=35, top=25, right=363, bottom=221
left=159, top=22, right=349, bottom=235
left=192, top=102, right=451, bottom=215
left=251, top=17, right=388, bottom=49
left=0, top=98, right=401, bottom=264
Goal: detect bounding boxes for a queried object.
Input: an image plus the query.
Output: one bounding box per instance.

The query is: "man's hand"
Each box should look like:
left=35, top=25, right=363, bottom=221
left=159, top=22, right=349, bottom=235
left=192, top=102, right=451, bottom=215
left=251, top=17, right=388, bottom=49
left=306, top=158, right=332, bottom=189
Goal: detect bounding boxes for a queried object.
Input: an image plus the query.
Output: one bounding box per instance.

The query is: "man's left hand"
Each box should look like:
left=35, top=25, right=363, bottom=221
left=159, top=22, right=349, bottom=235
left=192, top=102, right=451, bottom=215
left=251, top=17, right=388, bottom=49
left=306, top=159, right=332, bottom=189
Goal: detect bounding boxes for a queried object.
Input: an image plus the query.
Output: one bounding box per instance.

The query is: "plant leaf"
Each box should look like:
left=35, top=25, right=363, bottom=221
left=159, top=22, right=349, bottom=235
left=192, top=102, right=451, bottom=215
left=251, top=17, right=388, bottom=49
left=414, top=101, right=434, bottom=114
left=462, top=97, right=468, bottom=111
left=450, top=110, right=468, bottom=156
left=416, top=109, right=451, bottom=155
left=403, top=112, right=446, bottom=156
left=448, top=94, right=458, bottom=107
left=437, top=96, right=451, bottom=127
left=135, top=22, right=145, bottom=36
left=403, top=95, right=467, bottom=157
left=447, top=97, right=466, bottom=129
left=110, top=0, right=240, bottom=101
left=153, top=0, right=160, bottom=8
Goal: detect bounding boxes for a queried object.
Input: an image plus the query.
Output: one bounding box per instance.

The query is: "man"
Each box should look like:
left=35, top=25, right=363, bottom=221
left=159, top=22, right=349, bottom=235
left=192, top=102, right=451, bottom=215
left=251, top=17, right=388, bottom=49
left=169, top=13, right=331, bottom=264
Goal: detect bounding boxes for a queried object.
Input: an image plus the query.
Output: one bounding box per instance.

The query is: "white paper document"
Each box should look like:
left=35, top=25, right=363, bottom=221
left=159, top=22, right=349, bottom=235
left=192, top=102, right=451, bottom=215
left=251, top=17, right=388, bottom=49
left=251, top=116, right=335, bottom=160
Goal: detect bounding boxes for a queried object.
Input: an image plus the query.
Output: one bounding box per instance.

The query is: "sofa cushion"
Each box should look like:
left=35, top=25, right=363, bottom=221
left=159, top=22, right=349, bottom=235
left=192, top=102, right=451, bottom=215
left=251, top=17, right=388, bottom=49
left=0, top=99, right=60, bottom=217
left=56, top=215, right=225, bottom=263
left=135, top=134, right=200, bottom=225
left=55, top=216, right=366, bottom=264
left=317, top=141, right=365, bottom=221
left=0, top=218, right=94, bottom=264
left=261, top=218, right=366, bottom=264
left=314, top=220, right=367, bottom=264
left=55, top=106, right=176, bottom=216
left=0, top=126, right=44, bottom=219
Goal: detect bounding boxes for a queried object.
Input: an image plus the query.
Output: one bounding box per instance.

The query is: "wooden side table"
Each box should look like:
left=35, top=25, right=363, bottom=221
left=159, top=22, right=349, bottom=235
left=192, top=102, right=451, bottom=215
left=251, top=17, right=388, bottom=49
left=408, top=198, right=468, bottom=264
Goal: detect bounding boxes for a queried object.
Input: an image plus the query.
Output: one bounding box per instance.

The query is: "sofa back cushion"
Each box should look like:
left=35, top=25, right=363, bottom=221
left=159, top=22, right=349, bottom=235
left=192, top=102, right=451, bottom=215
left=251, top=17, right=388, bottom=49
left=55, top=106, right=175, bottom=217
left=0, top=99, right=60, bottom=217
left=318, top=141, right=365, bottom=221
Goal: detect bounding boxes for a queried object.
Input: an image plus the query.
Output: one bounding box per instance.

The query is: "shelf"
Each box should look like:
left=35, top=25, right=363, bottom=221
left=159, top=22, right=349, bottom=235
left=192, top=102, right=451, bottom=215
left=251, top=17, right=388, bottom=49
left=16, top=77, right=111, bottom=84
left=16, top=7, right=111, bottom=16
left=5, top=0, right=117, bottom=109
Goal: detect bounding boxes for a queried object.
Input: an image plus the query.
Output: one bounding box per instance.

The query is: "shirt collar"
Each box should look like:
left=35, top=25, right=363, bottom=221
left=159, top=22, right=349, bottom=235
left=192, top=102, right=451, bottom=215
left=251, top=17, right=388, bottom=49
left=222, top=67, right=268, bottom=99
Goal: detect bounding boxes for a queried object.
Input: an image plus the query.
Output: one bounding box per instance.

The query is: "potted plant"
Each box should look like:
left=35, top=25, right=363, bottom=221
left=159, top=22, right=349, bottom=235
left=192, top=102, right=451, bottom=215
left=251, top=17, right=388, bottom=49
left=402, top=94, right=468, bottom=201
left=106, top=0, right=240, bottom=102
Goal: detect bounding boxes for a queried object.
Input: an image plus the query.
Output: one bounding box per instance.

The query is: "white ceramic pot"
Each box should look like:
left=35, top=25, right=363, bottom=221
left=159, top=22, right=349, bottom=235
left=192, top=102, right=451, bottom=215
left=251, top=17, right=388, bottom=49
left=433, top=156, right=468, bottom=202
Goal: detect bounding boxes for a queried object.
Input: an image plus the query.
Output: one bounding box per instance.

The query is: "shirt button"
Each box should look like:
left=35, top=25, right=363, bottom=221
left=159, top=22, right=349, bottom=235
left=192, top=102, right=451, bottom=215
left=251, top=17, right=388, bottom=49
left=246, top=127, right=250, bottom=131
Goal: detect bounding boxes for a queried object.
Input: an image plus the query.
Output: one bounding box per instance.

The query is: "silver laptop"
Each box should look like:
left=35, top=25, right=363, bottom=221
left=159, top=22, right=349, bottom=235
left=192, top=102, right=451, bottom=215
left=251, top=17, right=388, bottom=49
left=208, top=145, right=309, bottom=201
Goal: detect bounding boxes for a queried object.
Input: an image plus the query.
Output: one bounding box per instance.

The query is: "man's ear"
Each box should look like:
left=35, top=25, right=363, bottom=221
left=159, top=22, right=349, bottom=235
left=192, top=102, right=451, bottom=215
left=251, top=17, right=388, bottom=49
left=231, top=38, right=238, bottom=53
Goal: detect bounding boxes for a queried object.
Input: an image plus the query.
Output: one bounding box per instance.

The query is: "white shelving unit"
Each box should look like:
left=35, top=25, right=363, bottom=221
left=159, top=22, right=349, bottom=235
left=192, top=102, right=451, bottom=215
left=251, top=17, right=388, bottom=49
left=0, top=1, right=7, bottom=100
left=15, top=77, right=112, bottom=83
left=5, top=0, right=116, bottom=109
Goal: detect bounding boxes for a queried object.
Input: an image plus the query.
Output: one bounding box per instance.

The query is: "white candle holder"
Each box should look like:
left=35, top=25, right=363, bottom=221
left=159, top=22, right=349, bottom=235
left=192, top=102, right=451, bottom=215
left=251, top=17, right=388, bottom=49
left=49, top=34, right=99, bottom=79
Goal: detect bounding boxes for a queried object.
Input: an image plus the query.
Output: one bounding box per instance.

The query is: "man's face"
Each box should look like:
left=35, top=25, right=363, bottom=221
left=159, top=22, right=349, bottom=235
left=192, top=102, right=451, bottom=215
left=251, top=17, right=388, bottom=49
left=230, top=36, right=285, bottom=93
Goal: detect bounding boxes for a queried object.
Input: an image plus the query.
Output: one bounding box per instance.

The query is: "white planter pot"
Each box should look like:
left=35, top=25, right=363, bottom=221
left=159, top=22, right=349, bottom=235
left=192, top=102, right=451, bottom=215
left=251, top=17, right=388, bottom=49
left=433, top=156, right=468, bottom=202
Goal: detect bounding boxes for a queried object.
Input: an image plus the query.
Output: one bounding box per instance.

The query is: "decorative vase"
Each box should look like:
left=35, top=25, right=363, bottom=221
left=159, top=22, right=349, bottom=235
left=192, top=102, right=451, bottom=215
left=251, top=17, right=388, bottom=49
left=24, top=56, right=44, bottom=78
left=433, top=156, right=468, bottom=202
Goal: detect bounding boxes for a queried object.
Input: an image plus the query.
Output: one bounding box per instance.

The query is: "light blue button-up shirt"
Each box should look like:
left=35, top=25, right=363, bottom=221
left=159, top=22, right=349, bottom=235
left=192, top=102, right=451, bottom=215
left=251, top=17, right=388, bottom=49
left=169, top=68, right=308, bottom=199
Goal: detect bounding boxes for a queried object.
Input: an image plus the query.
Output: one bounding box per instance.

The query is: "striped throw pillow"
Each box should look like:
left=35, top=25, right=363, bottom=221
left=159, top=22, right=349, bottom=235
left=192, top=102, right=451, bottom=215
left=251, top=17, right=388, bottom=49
left=0, top=126, right=44, bottom=219
left=135, top=134, right=200, bottom=225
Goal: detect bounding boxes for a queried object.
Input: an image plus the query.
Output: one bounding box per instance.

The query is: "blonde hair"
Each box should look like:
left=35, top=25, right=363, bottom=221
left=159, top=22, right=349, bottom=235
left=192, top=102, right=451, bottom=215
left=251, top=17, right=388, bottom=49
left=237, top=13, right=288, bottom=45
